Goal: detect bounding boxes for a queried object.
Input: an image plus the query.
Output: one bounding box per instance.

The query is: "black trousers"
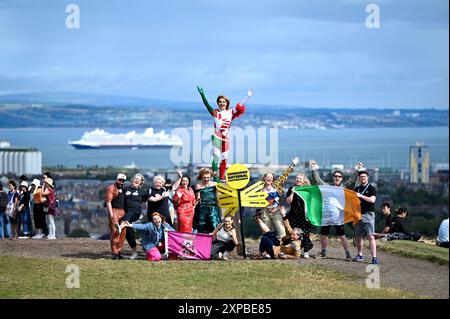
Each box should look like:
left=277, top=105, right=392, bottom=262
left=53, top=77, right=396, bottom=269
left=210, top=239, right=236, bottom=258
left=122, top=211, right=141, bottom=249
left=438, top=242, right=449, bottom=248
left=33, top=203, right=45, bottom=229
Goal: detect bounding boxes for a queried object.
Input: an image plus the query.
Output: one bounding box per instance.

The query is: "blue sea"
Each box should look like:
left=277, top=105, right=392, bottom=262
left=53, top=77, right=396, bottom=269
left=0, top=126, right=448, bottom=170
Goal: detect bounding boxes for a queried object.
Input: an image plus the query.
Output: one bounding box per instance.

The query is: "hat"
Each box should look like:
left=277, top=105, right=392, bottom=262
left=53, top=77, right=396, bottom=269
left=151, top=212, right=166, bottom=223
left=20, top=181, right=29, bottom=188
left=31, top=179, right=41, bottom=187
left=358, top=169, right=369, bottom=176
left=116, top=173, right=127, bottom=180
left=44, top=178, right=54, bottom=188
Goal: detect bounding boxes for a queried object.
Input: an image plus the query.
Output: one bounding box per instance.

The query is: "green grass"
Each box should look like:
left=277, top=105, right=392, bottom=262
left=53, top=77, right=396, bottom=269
left=0, top=255, right=418, bottom=299
left=377, top=240, right=449, bottom=265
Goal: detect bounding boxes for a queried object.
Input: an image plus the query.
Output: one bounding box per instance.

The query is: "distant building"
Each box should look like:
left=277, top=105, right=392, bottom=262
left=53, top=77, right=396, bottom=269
left=0, top=141, right=42, bottom=175
left=409, top=142, right=430, bottom=184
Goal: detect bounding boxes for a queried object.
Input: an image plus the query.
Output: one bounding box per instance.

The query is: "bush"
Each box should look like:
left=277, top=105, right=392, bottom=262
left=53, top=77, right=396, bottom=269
left=68, top=228, right=90, bottom=238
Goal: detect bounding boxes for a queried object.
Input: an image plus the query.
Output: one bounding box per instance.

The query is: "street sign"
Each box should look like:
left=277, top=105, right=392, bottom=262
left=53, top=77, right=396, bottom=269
left=215, top=164, right=271, bottom=259
left=241, top=180, right=265, bottom=197
left=241, top=199, right=269, bottom=207
left=218, top=197, right=239, bottom=208
left=225, top=164, right=250, bottom=189
left=224, top=206, right=239, bottom=217
left=241, top=191, right=268, bottom=201
left=216, top=183, right=238, bottom=198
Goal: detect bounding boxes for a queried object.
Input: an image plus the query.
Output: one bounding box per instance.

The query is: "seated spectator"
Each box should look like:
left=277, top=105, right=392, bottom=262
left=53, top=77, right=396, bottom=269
left=437, top=218, right=449, bottom=248
left=253, top=212, right=302, bottom=259
left=210, top=216, right=238, bottom=260
left=374, top=202, right=394, bottom=239
left=122, top=212, right=174, bottom=261
left=383, top=207, right=422, bottom=241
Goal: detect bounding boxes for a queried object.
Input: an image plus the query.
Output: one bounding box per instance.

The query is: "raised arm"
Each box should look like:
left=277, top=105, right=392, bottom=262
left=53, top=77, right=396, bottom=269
left=197, top=86, right=215, bottom=116
left=343, top=162, right=363, bottom=189
left=172, top=169, right=183, bottom=193
left=232, top=89, right=253, bottom=120
left=239, top=89, right=254, bottom=106
left=309, top=160, right=326, bottom=185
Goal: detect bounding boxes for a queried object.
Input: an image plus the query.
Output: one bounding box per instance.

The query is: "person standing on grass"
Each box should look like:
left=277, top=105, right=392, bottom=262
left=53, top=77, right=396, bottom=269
left=42, top=178, right=57, bottom=240
left=0, top=184, right=11, bottom=239
left=210, top=216, right=238, bottom=260
left=194, top=168, right=220, bottom=234
left=310, top=160, right=362, bottom=261
left=41, top=172, right=54, bottom=237
left=172, top=170, right=197, bottom=233
left=115, top=173, right=148, bottom=260
left=353, top=170, right=379, bottom=265
left=30, top=179, right=46, bottom=239
left=7, top=180, right=20, bottom=240
left=105, top=173, right=127, bottom=260
left=260, top=172, right=286, bottom=240
left=121, top=212, right=174, bottom=261
left=17, top=181, right=31, bottom=238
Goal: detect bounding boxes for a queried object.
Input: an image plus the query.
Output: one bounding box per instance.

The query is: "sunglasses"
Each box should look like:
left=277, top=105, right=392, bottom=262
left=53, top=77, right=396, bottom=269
left=334, top=175, right=343, bottom=178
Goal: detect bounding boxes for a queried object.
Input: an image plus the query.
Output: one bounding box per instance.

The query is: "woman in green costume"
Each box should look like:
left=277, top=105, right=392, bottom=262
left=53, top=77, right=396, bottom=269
left=194, top=168, right=221, bottom=234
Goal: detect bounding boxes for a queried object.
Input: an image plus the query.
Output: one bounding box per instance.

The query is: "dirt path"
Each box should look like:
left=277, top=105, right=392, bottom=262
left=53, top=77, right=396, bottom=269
left=0, top=237, right=448, bottom=299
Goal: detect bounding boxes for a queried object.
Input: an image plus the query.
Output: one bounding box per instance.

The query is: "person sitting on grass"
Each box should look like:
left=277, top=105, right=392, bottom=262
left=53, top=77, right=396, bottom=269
left=382, top=207, right=422, bottom=242
left=373, top=202, right=394, bottom=239
left=121, top=212, right=174, bottom=261
left=437, top=218, right=449, bottom=248
left=253, top=212, right=302, bottom=259
left=210, top=216, right=238, bottom=260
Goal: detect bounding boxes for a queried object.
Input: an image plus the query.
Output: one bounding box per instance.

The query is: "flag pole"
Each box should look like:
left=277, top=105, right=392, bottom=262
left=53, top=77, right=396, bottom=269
left=237, top=189, right=247, bottom=259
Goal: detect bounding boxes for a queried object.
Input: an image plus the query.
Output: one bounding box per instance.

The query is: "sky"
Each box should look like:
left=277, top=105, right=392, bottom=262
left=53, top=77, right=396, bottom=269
left=0, top=0, right=448, bottom=109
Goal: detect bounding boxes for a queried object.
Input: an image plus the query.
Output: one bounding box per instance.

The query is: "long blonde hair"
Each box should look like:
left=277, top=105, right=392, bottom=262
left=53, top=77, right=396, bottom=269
left=296, top=173, right=310, bottom=186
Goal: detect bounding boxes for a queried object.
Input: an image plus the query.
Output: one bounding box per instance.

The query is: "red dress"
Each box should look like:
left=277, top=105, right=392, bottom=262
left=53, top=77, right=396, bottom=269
left=173, top=187, right=196, bottom=233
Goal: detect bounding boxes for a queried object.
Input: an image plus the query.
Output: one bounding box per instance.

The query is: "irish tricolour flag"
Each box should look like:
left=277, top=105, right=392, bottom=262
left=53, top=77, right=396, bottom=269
left=293, top=185, right=361, bottom=226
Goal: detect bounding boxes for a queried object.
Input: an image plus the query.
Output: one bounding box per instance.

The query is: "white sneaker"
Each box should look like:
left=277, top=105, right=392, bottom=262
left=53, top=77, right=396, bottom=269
left=223, top=252, right=228, bottom=261
left=114, top=222, right=122, bottom=235
left=47, top=236, right=56, bottom=240
left=32, top=234, right=44, bottom=239
left=129, top=252, right=138, bottom=260
left=302, top=252, right=310, bottom=259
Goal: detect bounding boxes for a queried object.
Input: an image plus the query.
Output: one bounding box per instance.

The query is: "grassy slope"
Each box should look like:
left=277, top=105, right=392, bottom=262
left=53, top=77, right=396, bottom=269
left=0, top=256, right=418, bottom=299
left=377, top=240, right=449, bottom=265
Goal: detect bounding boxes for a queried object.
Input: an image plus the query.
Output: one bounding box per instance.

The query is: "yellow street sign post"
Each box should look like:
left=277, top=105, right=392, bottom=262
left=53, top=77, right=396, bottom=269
left=216, top=164, right=269, bottom=259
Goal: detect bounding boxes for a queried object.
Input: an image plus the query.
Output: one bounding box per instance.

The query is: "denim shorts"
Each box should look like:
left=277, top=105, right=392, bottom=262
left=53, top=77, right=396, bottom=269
left=354, top=212, right=375, bottom=236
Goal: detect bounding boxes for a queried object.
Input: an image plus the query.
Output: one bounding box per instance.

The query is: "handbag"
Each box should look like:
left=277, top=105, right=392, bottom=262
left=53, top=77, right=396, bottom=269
left=5, top=193, right=16, bottom=217
left=6, top=201, right=15, bottom=217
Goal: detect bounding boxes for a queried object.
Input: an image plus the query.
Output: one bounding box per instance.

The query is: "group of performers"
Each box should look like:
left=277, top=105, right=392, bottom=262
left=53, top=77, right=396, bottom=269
left=106, top=86, right=376, bottom=263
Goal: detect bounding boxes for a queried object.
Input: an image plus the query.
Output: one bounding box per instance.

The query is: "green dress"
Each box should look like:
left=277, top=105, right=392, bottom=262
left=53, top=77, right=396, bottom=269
left=194, top=186, right=221, bottom=234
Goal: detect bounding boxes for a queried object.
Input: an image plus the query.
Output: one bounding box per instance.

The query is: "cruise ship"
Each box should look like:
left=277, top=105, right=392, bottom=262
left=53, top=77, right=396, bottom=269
left=69, top=128, right=183, bottom=149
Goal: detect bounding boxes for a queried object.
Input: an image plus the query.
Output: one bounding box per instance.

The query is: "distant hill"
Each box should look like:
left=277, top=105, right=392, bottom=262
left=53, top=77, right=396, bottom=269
left=0, top=92, right=448, bottom=129
left=0, top=92, right=201, bottom=110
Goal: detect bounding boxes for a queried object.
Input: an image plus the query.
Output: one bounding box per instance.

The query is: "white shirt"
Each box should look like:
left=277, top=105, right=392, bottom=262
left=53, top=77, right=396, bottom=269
left=438, top=218, right=449, bottom=244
